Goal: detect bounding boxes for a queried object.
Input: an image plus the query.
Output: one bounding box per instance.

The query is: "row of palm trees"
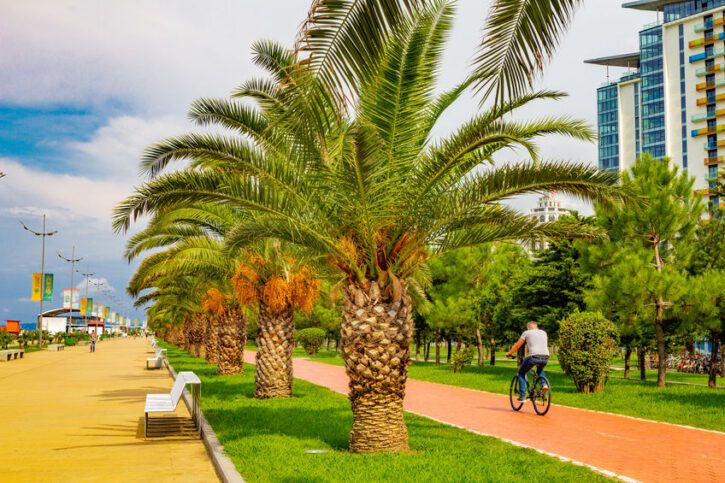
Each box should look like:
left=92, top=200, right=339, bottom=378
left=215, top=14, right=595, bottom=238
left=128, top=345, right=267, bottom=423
left=115, top=0, right=626, bottom=453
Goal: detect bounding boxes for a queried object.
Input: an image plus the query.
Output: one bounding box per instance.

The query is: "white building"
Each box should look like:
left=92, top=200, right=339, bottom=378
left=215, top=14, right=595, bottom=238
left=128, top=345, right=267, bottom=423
left=529, top=192, right=571, bottom=251
left=586, top=0, right=724, bottom=208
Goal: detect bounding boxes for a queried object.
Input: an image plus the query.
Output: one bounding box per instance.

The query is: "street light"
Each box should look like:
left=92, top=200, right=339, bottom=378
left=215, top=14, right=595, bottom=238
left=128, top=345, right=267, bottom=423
left=57, top=247, right=82, bottom=333
left=20, top=215, right=58, bottom=348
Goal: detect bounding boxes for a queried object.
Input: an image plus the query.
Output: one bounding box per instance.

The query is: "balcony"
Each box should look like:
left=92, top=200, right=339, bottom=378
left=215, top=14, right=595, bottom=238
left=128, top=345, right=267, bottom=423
left=696, top=64, right=723, bottom=76
left=692, top=124, right=725, bottom=137
left=689, top=47, right=725, bottom=63
left=695, top=17, right=725, bottom=32
left=702, top=140, right=725, bottom=149
left=696, top=93, right=725, bottom=106
left=689, top=32, right=725, bottom=48
left=696, top=78, right=725, bottom=91
left=704, top=155, right=723, bottom=165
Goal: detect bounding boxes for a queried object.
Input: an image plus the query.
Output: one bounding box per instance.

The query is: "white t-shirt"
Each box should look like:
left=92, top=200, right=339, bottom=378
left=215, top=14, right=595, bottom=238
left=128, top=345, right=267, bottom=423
left=520, top=329, right=549, bottom=356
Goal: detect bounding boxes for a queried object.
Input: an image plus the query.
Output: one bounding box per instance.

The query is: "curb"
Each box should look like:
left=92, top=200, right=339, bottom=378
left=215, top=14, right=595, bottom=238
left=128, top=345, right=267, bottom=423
left=164, top=360, right=244, bottom=483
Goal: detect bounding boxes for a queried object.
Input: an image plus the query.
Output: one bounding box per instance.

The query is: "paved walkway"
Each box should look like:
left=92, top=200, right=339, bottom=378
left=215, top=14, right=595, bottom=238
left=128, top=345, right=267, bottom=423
left=0, top=338, right=217, bottom=482
left=244, top=353, right=724, bottom=483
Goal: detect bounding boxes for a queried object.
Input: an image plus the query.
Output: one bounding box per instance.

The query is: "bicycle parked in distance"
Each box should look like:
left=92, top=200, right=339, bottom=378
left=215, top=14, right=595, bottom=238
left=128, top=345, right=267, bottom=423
left=507, top=354, right=551, bottom=416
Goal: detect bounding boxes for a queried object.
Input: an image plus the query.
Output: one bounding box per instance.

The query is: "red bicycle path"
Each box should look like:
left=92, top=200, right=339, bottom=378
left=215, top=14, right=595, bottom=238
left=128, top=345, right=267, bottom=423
left=244, top=352, right=724, bottom=482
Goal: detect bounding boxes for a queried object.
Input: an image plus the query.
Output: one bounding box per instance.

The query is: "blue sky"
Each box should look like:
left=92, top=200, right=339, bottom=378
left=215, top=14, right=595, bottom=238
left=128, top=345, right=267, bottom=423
left=0, top=1, right=655, bottom=327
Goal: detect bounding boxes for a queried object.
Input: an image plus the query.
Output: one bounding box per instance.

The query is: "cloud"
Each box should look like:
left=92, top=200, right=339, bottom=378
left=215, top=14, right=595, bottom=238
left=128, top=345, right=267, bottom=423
left=0, top=0, right=309, bottom=113
left=76, top=277, right=115, bottom=294
left=67, top=115, right=191, bottom=180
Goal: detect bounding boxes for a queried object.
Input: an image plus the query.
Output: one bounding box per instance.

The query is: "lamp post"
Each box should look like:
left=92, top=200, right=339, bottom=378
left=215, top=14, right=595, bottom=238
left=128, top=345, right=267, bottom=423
left=58, top=247, right=82, bottom=333
left=20, top=215, right=58, bottom=348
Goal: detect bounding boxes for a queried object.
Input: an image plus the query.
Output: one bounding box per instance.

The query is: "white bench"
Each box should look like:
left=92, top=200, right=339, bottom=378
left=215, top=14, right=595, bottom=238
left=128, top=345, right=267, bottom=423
left=0, top=349, right=24, bottom=361
left=146, top=347, right=167, bottom=369
left=47, top=344, right=64, bottom=351
left=144, top=371, right=201, bottom=437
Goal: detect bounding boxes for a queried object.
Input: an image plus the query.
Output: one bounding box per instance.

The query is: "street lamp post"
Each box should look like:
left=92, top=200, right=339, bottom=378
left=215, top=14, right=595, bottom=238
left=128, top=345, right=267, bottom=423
left=58, top=247, right=82, bottom=333
left=20, top=215, right=58, bottom=348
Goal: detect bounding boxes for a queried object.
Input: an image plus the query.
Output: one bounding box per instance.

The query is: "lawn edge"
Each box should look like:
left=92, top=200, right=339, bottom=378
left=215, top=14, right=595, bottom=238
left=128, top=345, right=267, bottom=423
left=164, top=355, right=245, bottom=483
left=396, top=373, right=725, bottom=436
left=406, top=409, right=639, bottom=483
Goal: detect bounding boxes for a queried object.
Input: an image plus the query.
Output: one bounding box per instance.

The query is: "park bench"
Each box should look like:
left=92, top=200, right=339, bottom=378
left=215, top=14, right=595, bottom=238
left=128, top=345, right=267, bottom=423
left=146, top=347, right=167, bottom=369
left=47, top=344, right=64, bottom=351
left=144, top=371, right=201, bottom=438
left=0, top=349, right=24, bottom=361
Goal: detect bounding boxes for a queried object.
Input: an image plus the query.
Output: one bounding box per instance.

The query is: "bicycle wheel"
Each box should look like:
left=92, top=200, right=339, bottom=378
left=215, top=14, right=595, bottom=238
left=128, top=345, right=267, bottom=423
left=531, top=376, right=551, bottom=416
left=509, top=376, right=524, bottom=411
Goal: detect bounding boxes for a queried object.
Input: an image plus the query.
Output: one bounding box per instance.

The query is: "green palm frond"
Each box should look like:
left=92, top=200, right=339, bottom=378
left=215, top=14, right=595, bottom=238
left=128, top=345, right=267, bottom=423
left=473, top=0, right=583, bottom=104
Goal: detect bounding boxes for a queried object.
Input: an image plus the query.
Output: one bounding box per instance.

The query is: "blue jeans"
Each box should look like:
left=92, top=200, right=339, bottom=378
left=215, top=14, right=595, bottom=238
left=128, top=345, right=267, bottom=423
left=517, top=355, right=548, bottom=398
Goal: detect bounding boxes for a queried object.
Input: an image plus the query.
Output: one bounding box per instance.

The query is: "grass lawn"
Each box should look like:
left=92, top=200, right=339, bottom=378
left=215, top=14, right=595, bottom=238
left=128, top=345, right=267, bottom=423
left=161, top=342, right=607, bottom=483
left=294, top=350, right=725, bottom=431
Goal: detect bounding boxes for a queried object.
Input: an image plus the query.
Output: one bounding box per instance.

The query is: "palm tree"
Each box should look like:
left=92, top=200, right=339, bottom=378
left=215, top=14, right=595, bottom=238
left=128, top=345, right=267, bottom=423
left=202, top=288, right=247, bottom=375
left=115, top=1, right=626, bottom=452
left=232, top=240, right=321, bottom=398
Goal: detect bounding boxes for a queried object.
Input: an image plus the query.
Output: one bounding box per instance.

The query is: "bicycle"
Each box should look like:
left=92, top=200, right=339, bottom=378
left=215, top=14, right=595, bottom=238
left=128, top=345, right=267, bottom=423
left=507, top=355, right=551, bottom=415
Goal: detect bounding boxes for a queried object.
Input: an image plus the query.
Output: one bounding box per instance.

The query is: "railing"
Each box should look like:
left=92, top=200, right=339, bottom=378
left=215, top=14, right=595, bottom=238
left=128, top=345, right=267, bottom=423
left=694, top=18, right=725, bottom=32
left=696, top=64, right=723, bottom=76
left=704, top=155, right=723, bottom=165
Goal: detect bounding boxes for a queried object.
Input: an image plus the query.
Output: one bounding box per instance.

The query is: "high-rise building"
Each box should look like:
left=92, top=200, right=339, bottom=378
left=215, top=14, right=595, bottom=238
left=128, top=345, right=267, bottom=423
left=586, top=0, right=724, bottom=208
left=528, top=192, right=571, bottom=251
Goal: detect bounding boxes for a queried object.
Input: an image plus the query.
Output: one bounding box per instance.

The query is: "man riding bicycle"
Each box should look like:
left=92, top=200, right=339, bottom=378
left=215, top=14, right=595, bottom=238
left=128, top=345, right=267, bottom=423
left=506, top=321, right=549, bottom=402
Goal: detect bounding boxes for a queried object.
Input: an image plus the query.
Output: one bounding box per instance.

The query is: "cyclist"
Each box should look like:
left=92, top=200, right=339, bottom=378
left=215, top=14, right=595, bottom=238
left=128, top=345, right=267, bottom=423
left=506, top=321, right=549, bottom=402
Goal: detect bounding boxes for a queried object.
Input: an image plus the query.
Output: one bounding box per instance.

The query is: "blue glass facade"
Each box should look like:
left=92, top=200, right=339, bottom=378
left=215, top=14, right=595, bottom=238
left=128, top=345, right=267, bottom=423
left=664, top=0, right=725, bottom=22
left=679, top=24, right=689, bottom=169
left=640, top=26, right=666, bottom=158
left=597, top=83, right=619, bottom=170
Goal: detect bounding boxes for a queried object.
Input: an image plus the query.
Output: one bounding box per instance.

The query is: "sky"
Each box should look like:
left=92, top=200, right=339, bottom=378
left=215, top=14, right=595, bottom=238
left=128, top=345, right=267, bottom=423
left=0, top=0, right=656, bottom=326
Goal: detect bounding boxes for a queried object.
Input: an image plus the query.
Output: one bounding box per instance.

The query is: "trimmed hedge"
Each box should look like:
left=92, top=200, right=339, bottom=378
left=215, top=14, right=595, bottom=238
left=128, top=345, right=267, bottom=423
left=296, top=328, right=326, bottom=355
left=558, top=311, right=618, bottom=394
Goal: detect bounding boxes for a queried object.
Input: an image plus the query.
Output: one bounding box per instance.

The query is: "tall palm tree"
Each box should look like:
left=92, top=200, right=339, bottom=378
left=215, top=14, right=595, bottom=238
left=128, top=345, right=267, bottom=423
left=202, top=287, right=248, bottom=375
left=115, top=1, right=626, bottom=452
left=232, top=240, right=321, bottom=398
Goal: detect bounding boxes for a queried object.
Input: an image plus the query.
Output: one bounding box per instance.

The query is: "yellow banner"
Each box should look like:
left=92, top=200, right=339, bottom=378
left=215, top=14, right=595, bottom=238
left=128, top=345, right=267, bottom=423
left=31, top=273, right=42, bottom=301
left=80, top=297, right=87, bottom=314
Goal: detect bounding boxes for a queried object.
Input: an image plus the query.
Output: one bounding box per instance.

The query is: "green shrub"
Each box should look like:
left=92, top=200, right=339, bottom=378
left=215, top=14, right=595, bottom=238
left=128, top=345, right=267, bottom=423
left=0, top=332, right=12, bottom=349
left=450, top=346, right=475, bottom=373
left=558, top=311, right=618, bottom=394
left=64, top=336, right=77, bottom=346
left=296, top=328, right=326, bottom=355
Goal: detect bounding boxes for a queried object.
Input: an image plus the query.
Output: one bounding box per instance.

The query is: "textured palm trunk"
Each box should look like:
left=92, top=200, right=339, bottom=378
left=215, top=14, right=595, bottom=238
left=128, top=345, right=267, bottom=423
left=186, top=314, right=205, bottom=358
left=218, top=308, right=247, bottom=376
left=205, top=315, right=221, bottom=364
left=341, top=280, right=413, bottom=453
left=254, top=300, right=294, bottom=398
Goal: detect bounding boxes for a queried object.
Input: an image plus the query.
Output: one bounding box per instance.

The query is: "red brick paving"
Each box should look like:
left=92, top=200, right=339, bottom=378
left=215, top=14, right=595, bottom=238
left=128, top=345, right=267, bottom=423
left=244, top=353, right=724, bottom=482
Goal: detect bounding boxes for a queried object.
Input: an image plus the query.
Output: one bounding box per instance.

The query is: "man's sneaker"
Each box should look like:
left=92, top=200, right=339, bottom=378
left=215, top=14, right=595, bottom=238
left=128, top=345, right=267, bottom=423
left=516, top=396, right=527, bottom=402
left=541, top=384, right=549, bottom=393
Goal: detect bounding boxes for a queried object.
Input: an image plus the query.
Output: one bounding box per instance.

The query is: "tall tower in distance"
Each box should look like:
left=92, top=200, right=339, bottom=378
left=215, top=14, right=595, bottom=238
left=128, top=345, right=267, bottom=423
left=529, top=192, right=571, bottom=251
left=586, top=0, right=724, bottom=209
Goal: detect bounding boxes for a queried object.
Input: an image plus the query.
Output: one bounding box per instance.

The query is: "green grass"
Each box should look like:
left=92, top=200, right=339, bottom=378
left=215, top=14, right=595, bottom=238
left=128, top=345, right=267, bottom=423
left=160, top=342, right=607, bottom=483
left=293, top=350, right=725, bottom=431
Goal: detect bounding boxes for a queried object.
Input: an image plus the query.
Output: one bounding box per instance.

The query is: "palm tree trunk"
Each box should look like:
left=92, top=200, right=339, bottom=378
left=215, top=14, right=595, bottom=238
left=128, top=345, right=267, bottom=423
left=218, top=308, right=247, bottom=376
left=205, top=315, right=221, bottom=364
left=254, top=300, right=294, bottom=398
left=341, top=280, right=412, bottom=453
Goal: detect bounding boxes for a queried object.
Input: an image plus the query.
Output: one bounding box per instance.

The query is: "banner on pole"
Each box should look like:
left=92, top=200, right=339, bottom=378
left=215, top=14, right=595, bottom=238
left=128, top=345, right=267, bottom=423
left=63, top=289, right=80, bottom=310
left=86, top=298, right=93, bottom=316
left=80, top=297, right=87, bottom=315
left=92, top=303, right=98, bottom=317
left=31, top=273, right=42, bottom=301
left=42, top=273, right=53, bottom=302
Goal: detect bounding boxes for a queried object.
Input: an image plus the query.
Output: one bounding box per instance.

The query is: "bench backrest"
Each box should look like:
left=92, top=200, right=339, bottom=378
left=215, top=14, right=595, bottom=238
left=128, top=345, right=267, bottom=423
left=155, top=347, right=166, bottom=358
left=169, top=376, right=187, bottom=407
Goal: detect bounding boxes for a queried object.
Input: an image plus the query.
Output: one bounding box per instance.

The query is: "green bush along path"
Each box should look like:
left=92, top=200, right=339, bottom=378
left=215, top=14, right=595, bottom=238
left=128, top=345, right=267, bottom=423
left=160, top=342, right=606, bottom=483
left=294, top=349, right=725, bottom=431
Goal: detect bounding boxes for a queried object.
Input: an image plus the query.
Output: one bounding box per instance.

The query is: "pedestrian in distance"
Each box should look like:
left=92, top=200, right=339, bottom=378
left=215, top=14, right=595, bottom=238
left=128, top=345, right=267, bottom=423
left=90, top=331, right=97, bottom=353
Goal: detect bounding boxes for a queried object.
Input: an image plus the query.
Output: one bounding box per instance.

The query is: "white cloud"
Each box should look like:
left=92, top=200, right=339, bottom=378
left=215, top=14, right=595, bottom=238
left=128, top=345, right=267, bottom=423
left=76, top=277, right=115, bottom=294
left=0, top=0, right=309, bottom=113
left=67, top=115, right=191, bottom=180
